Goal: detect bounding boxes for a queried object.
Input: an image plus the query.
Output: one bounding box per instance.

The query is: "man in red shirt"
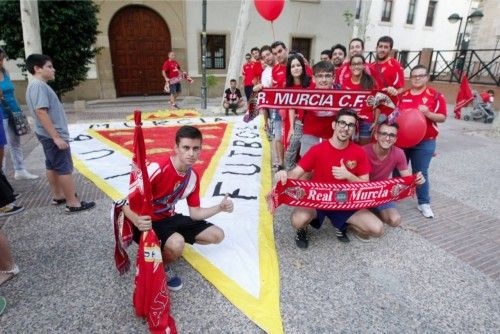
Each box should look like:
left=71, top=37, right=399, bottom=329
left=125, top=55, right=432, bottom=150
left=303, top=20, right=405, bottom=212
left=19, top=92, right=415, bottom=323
left=399, top=65, right=446, bottom=218
left=334, top=38, right=365, bottom=86
left=241, top=53, right=255, bottom=102
left=162, top=51, right=183, bottom=109
left=270, top=41, right=288, bottom=89
left=276, top=109, right=384, bottom=248
left=364, top=121, right=424, bottom=226
left=123, top=126, right=234, bottom=290
left=331, top=44, right=346, bottom=73
left=368, top=36, right=405, bottom=123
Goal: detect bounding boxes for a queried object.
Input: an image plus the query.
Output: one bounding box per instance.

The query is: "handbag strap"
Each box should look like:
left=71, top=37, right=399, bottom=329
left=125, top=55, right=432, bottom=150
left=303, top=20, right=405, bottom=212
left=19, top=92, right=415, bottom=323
left=374, top=62, right=389, bottom=88
left=0, top=87, right=15, bottom=117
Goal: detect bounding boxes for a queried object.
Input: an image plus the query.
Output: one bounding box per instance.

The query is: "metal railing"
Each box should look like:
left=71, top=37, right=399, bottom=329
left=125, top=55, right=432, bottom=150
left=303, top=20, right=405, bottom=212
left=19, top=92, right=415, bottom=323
left=364, top=49, right=500, bottom=86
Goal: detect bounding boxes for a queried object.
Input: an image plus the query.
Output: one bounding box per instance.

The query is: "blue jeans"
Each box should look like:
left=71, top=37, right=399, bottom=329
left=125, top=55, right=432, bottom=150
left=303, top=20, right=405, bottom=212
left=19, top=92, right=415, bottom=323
left=404, top=139, right=436, bottom=205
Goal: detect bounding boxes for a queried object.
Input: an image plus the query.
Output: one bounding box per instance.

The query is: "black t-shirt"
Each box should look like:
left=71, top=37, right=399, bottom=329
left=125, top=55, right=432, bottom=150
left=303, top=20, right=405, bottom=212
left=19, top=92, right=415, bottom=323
left=224, top=88, right=242, bottom=102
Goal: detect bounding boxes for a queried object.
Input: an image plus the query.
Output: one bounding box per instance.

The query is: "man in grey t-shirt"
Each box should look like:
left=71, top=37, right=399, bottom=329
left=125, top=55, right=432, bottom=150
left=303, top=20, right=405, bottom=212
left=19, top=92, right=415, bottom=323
left=25, top=54, right=95, bottom=214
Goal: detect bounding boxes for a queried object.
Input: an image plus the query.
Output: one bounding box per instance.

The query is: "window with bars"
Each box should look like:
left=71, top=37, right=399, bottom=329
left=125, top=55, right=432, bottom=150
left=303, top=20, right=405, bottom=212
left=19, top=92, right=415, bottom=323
left=406, top=0, right=417, bottom=24
left=425, top=0, right=437, bottom=27
left=291, top=37, right=312, bottom=62
left=381, top=0, right=393, bottom=22
left=203, top=34, right=226, bottom=69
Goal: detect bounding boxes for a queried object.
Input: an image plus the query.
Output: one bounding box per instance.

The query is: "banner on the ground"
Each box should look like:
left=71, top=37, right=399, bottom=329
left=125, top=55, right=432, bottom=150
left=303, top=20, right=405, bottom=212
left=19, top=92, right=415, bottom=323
left=69, top=116, right=282, bottom=334
left=268, top=175, right=416, bottom=212
left=256, top=88, right=394, bottom=111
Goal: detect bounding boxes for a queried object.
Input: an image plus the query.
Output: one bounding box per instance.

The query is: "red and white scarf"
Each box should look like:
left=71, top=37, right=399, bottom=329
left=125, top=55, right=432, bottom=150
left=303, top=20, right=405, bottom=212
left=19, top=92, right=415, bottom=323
left=268, top=175, right=416, bottom=213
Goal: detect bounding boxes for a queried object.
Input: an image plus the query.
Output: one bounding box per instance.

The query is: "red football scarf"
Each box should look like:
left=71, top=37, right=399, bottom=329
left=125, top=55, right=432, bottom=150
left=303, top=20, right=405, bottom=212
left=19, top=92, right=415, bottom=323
left=454, top=74, right=473, bottom=119
left=268, top=175, right=416, bottom=213
left=129, top=111, right=177, bottom=334
left=112, top=200, right=134, bottom=275
left=256, top=88, right=392, bottom=112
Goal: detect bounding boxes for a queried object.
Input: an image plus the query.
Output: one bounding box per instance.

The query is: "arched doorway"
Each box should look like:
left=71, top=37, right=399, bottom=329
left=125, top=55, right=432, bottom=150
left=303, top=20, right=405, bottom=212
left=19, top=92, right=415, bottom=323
left=109, top=6, right=171, bottom=96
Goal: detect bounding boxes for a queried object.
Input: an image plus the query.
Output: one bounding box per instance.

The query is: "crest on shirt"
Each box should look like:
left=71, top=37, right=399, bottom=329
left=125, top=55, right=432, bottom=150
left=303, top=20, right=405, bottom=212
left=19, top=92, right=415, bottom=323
left=422, top=97, right=428, bottom=104
left=284, top=186, right=306, bottom=200
left=345, top=160, right=357, bottom=169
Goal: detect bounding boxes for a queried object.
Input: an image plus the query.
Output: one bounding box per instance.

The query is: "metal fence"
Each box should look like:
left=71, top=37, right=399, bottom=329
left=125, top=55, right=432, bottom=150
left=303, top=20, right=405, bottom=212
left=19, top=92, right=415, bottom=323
left=364, top=49, right=500, bottom=86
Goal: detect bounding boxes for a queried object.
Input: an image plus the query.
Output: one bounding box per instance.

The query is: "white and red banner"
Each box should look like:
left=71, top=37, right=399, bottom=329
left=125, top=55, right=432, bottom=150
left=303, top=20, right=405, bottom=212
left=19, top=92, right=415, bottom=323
left=268, top=175, right=416, bottom=212
left=256, top=88, right=395, bottom=112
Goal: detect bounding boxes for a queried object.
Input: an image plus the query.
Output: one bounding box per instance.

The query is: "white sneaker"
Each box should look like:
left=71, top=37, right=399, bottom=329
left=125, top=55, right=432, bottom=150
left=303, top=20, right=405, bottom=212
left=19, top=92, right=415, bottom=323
left=418, top=204, right=435, bottom=218
left=14, top=170, right=39, bottom=180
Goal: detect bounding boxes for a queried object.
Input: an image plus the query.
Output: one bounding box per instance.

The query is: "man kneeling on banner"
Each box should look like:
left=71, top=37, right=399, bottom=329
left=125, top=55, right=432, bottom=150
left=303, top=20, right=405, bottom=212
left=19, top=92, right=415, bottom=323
left=275, top=108, right=385, bottom=248
left=363, top=120, right=425, bottom=226
left=122, top=125, right=234, bottom=291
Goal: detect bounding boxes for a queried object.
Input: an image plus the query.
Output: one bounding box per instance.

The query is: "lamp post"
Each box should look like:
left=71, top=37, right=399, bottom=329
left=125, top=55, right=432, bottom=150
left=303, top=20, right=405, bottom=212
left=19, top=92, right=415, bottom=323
left=448, top=10, right=484, bottom=51
left=201, top=0, right=207, bottom=109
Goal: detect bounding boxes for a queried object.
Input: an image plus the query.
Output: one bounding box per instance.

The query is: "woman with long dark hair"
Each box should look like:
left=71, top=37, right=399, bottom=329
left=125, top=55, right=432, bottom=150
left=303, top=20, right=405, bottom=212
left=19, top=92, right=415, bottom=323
left=341, top=54, right=378, bottom=145
left=284, top=53, right=313, bottom=170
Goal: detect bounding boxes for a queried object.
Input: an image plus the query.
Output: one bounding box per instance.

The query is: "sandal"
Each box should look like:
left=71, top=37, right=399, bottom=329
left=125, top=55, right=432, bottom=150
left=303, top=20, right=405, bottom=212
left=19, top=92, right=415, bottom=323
left=0, top=264, right=20, bottom=286
left=0, top=296, right=6, bottom=315
left=51, top=198, right=66, bottom=205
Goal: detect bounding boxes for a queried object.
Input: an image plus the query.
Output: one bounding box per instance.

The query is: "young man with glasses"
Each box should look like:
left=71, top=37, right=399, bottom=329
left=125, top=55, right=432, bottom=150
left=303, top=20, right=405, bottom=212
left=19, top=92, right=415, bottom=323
left=364, top=121, right=425, bottom=226
left=276, top=108, right=384, bottom=248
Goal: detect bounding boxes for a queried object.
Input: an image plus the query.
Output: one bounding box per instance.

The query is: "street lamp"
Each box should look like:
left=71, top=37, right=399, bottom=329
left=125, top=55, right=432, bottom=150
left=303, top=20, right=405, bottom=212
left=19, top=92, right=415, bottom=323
left=448, top=10, right=484, bottom=50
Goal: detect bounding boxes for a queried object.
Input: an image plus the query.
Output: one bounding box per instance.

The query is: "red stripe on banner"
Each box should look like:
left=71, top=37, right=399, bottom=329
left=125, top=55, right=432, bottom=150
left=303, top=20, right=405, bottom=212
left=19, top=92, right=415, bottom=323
left=269, top=175, right=417, bottom=212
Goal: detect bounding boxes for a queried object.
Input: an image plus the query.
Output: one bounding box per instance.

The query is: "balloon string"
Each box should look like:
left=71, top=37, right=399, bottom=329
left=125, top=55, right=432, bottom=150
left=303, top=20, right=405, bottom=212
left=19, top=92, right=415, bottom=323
left=271, top=21, right=275, bottom=40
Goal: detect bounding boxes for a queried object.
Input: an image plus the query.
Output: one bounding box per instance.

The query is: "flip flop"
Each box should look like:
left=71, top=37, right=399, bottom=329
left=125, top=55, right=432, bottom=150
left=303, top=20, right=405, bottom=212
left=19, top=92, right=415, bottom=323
left=0, top=264, right=19, bottom=287
left=0, top=296, right=6, bottom=316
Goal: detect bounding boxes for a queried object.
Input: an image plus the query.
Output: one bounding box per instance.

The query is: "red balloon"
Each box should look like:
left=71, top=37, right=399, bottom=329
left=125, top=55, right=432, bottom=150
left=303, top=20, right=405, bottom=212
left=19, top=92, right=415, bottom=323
left=254, top=0, right=285, bottom=22
left=395, top=108, right=427, bottom=148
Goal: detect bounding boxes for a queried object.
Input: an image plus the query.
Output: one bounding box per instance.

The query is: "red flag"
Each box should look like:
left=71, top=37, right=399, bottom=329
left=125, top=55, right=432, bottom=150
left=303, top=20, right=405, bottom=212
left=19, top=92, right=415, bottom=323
left=454, top=74, right=473, bottom=119
left=130, top=111, right=177, bottom=334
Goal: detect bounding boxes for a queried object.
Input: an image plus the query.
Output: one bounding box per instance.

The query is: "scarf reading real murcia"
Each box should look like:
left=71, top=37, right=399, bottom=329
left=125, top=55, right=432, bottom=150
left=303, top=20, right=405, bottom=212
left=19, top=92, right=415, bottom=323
left=268, top=175, right=417, bottom=213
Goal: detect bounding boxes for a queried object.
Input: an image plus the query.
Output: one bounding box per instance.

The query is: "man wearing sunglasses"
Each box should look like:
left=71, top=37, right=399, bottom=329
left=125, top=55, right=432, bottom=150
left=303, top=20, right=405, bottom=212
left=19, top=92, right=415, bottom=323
left=364, top=121, right=425, bottom=227
left=276, top=108, right=384, bottom=248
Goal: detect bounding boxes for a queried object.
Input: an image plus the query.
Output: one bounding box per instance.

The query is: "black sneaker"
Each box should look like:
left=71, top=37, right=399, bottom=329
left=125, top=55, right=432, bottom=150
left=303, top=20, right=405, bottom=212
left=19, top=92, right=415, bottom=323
left=0, top=204, right=24, bottom=217
left=295, top=228, right=309, bottom=249
left=65, top=201, right=96, bottom=214
left=335, top=228, right=350, bottom=243
left=225, top=108, right=229, bottom=116
left=310, top=218, right=322, bottom=229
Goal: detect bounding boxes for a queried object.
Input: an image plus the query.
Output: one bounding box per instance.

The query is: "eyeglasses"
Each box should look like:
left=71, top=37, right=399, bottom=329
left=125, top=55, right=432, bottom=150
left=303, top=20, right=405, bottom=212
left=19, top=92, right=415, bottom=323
left=377, top=131, right=397, bottom=139
left=315, top=74, right=333, bottom=79
left=410, top=74, right=427, bottom=79
left=350, top=62, right=364, bottom=67
left=336, top=120, right=356, bottom=129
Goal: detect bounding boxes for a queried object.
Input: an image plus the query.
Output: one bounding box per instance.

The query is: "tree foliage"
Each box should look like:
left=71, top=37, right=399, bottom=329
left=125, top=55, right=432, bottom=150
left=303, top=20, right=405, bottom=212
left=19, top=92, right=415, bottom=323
left=0, top=0, right=100, bottom=96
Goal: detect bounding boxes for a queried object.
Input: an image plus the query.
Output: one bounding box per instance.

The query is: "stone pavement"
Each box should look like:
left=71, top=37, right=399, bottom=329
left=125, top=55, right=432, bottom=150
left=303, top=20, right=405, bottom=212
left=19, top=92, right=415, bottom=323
left=0, top=97, right=499, bottom=333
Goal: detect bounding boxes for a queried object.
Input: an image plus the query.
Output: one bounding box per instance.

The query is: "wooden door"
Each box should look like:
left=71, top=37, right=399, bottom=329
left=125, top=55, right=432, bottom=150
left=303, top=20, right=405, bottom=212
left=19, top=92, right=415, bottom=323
left=109, top=6, right=171, bottom=96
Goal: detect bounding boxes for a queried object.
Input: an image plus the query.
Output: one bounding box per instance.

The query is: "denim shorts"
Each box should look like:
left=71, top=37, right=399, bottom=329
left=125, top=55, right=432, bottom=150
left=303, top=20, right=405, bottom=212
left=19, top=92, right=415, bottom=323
left=316, top=209, right=357, bottom=232
left=270, top=109, right=282, bottom=140
left=168, top=82, right=181, bottom=94
left=0, top=120, right=6, bottom=147
left=37, top=134, right=73, bottom=175
left=372, top=201, right=396, bottom=212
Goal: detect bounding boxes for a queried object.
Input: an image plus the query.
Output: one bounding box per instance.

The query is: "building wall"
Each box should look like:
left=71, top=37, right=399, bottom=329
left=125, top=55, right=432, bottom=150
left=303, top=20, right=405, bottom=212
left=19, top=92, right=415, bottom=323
left=356, top=0, right=474, bottom=52
left=185, top=0, right=355, bottom=75
left=469, top=0, right=500, bottom=50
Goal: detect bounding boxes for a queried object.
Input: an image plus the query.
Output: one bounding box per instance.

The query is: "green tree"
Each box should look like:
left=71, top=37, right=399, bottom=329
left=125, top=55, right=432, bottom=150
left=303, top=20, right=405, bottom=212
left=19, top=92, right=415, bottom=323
left=0, top=0, right=100, bottom=96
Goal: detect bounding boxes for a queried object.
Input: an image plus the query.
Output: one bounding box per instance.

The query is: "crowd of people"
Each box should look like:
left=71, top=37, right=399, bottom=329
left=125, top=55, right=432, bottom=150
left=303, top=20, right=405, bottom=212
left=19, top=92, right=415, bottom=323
left=0, top=35, right=448, bottom=317
left=237, top=36, right=446, bottom=248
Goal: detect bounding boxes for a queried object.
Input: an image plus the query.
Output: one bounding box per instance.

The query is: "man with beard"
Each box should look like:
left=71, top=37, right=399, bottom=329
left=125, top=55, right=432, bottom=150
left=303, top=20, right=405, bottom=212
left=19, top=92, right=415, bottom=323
left=331, top=43, right=346, bottom=73
left=364, top=121, right=425, bottom=226
left=368, top=36, right=404, bottom=97
left=275, top=109, right=384, bottom=248
left=334, top=38, right=364, bottom=86
left=320, top=50, right=332, bottom=62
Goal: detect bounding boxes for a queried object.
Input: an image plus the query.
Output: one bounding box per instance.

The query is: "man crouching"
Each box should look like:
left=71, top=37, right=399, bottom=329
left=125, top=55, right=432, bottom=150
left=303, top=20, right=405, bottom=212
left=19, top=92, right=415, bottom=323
left=123, top=126, right=233, bottom=290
